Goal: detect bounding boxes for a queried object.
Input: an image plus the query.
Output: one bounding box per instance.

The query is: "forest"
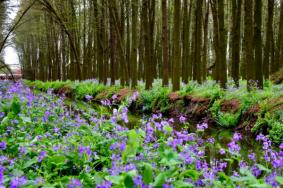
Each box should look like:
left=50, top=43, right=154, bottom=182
left=0, top=0, right=282, bottom=187
left=0, top=0, right=281, bottom=89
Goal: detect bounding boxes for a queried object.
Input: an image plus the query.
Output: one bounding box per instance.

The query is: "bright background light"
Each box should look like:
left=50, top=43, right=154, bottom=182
left=3, top=0, right=20, bottom=70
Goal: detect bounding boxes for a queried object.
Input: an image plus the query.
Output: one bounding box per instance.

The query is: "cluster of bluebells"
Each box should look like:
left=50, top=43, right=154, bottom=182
left=0, top=81, right=282, bottom=187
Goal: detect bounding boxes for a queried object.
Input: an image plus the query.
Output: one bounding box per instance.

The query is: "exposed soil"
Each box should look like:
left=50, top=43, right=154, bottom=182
left=116, top=88, right=133, bottom=102
left=220, top=99, right=241, bottom=113
left=237, top=104, right=260, bottom=132
left=95, top=90, right=109, bottom=101
left=57, top=86, right=74, bottom=98
left=184, top=95, right=212, bottom=121
left=168, top=92, right=182, bottom=102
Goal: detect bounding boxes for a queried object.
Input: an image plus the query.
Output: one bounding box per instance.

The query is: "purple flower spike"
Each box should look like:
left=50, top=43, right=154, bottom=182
left=38, top=151, right=47, bottom=162
left=0, top=142, right=6, bottom=150
left=10, top=176, right=27, bottom=188
left=68, top=179, right=82, bottom=188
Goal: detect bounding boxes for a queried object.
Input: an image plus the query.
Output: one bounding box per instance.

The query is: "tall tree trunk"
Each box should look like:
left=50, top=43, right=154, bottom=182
left=278, top=0, right=283, bottom=69
left=131, top=0, right=138, bottom=87
left=202, top=1, right=209, bottom=81
left=162, top=0, right=169, bottom=86
left=254, top=0, right=263, bottom=89
left=172, top=0, right=181, bottom=91
left=193, top=0, right=203, bottom=83
left=263, top=0, right=274, bottom=79
left=231, top=0, right=242, bottom=87
left=218, top=0, right=227, bottom=88
left=244, top=0, right=255, bottom=90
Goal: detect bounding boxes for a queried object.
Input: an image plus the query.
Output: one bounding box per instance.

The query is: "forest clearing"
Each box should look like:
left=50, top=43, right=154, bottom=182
left=0, top=0, right=283, bottom=187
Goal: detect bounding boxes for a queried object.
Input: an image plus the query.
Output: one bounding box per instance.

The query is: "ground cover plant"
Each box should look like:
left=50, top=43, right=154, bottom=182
left=0, top=81, right=282, bottom=187
left=26, top=79, right=283, bottom=143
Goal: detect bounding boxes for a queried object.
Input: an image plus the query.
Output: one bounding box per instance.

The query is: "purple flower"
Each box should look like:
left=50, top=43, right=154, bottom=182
left=134, top=175, right=145, bottom=187
left=265, top=172, right=278, bottom=187
left=179, top=116, right=186, bottom=124
left=38, top=151, right=47, bottom=162
left=113, top=109, right=119, bottom=116
left=256, top=134, right=267, bottom=142
left=280, top=143, right=283, bottom=150
left=68, top=179, right=82, bottom=188
left=263, top=141, right=270, bottom=150
left=10, top=176, right=27, bottom=188
left=101, top=99, right=111, bottom=106
left=78, top=146, right=92, bottom=156
left=130, top=91, right=139, bottom=102
left=112, top=94, right=118, bottom=100
left=232, top=133, right=242, bottom=142
left=0, top=166, right=4, bottom=185
left=96, top=180, right=112, bottom=188
left=119, top=142, right=126, bottom=151
left=228, top=141, right=241, bottom=154
left=248, top=153, right=256, bottom=162
left=34, top=177, right=44, bottom=186
left=85, top=95, right=93, bottom=101
left=197, top=123, right=208, bottom=131
left=121, top=107, right=129, bottom=123
left=19, top=146, right=27, bottom=155
left=53, top=127, right=60, bottom=133
left=207, top=138, right=215, bottom=144
left=0, top=142, right=6, bottom=150
left=219, top=148, right=226, bottom=155
left=251, top=165, right=261, bottom=177
left=85, top=146, right=92, bottom=156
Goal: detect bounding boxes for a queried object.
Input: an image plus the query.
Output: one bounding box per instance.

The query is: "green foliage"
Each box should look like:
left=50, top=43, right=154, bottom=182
left=269, top=122, right=283, bottom=144
left=73, top=82, right=106, bottom=100
left=138, top=81, right=171, bottom=113
left=210, top=100, right=241, bottom=128
left=180, top=79, right=223, bottom=101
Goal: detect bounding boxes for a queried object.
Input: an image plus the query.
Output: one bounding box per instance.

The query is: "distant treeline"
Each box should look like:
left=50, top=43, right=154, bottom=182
left=11, top=0, right=283, bottom=90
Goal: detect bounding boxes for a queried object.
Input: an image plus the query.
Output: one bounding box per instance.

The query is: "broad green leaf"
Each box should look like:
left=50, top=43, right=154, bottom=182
left=23, top=157, right=38, bottom=169
left=173, top=181, right=194, bottom=188
left=142, top=163, right=153, bottom=185
left=124, top=175, right=134, bottom=188
left=48, top=155, right=66, bottom=166
left=153, top=173, right=166, bottom=187
left=105, top=175, right=124, bottom=185
left=11, top=97, right=21, bottom=115
left=249, top=184, right=271, bottom=188
left=275, top=176, right=283, bottom=185
left=183, top=170, right=200, bottom=181
left=164, top=125, right=173, bottom=133
left=256, top=164, right=271, bottom=173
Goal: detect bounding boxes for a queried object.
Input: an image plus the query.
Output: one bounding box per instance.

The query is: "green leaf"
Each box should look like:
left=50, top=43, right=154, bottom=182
left=183, top=170, right=200, bottom=181
left=48, top=155, right=66, bottom=166
left=275, top=176, right=283, bottom=185
left=122, top=130, right=143, bottom=162
left=173, top=181, right=194, bottom=188
left=164, top=125, right=173, bottom=133
left=153, top=173, right=166, bottom=187
left=249, top=184, right=271, bottom=188
left=11, top=97, right=21, bottom=115
left=23, top=157, right=37, bottom=169
left=1, top=116, right=9, bottom=126
left=124, top=175, right=134, bottom=188
left=142, top=163, right=153, bottom=185
left=105, top=175, right=124, bottom=185
left=256, top=164, right=271, bottom=173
